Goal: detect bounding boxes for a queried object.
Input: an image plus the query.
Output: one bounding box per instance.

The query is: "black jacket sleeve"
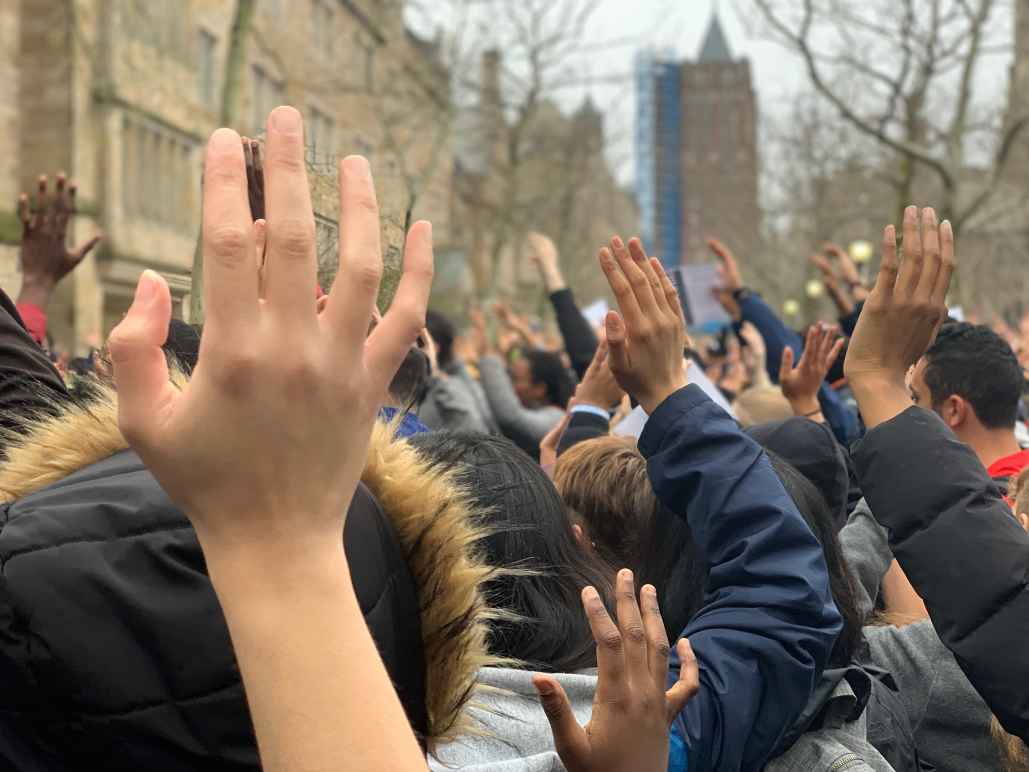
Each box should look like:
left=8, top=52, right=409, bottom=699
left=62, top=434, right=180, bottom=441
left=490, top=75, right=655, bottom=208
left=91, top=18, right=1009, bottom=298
left=853, top=406, right=1029, bottom=742
left=556, top=410, right=609, bottom=456
left=548, top=288, right=598, bottom=380
left=0, top=290, right=70, bottom=443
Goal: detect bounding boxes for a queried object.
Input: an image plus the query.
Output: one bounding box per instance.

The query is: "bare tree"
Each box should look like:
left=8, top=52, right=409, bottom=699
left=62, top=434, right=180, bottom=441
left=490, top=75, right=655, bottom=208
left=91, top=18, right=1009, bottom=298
left=749, top=0, right=1027, bottom=235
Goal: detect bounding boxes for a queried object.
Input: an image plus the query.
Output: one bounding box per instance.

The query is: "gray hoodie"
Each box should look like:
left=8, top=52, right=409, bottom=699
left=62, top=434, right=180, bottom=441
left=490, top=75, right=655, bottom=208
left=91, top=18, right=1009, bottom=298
left=428, top=668, right=594, bottom=772
left=840, top=501, right=998, bottom=772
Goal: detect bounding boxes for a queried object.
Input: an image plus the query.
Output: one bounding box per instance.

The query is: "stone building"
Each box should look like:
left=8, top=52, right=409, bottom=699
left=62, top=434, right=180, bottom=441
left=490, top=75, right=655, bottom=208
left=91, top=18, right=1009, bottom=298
left=635, top=13, right=759, bottom=269
left=0, top=0, right=454, bottom=351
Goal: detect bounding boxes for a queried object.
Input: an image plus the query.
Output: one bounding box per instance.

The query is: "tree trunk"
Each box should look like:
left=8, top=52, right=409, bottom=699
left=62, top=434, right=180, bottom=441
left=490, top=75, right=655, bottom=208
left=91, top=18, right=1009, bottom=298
left=190, top=0, right=257, bottom=325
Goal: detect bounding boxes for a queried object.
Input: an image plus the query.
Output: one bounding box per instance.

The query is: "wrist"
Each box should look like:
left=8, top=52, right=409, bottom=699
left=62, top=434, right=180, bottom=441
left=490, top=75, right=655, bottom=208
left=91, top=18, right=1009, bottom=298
left=17, top=276, right=56, bottom=307
left=639, top=377, right=688, bottom=415
left=848, top=372, right=912, bottom=429
left=787, top=396, right=821, bottom=417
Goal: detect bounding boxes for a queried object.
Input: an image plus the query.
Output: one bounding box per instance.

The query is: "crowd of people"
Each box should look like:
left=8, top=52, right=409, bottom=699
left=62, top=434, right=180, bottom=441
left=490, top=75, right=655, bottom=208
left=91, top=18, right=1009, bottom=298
left=0, top=105, right=1026, bottom=772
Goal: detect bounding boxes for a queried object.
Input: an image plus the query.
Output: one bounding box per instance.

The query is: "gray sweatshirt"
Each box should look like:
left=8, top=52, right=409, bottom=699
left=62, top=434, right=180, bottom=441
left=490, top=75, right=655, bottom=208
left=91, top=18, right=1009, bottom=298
left=419, top=362, right=498, bottom=434
left=428, top=667, right=594, bottom=772
left=840, top=501, right=999, bottom=772
left=476, top=356, right=565, bottom=452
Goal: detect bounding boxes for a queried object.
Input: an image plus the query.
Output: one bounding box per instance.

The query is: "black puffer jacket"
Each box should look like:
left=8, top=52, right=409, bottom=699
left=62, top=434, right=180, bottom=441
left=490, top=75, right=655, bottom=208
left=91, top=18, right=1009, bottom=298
left=855, top=406, right=1029, bottom=743
left=0, top=396, right=495, bottom=771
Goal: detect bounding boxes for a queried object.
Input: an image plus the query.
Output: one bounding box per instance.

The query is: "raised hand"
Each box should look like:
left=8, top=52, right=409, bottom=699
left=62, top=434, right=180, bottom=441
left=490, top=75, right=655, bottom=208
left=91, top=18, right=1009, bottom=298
left=534, top=569, right=700, bottom=772
left=108, top=107, right=432, bottom=772
left=539, top=408, right=574, bottom=468
left=599, top=237, right=689, bottom=414
left=706, top=237, right=743, bottom=320
left=824, top=242, right=869, bottom=301
left=575, top=341, right=626, bottom=411
left=779, top=324, right=844, bottom=420
left=844, top=207, right=954, bottom=429
left=17, top=173, right=102, bottom=304
left=528, top=231, right=566, bottom=292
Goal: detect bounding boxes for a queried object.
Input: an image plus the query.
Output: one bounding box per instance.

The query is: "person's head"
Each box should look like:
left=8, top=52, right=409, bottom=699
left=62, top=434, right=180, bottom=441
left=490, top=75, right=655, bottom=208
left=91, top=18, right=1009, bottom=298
left=389, top=345, right=431, bottom=409
left=636, top=450, right=862, bottom=666
left=409, top=431, right=613, bottom=673
left=909, top=323, right=1022, bottom=444
left=1008, top=465, right=1029, bottom=533
left=509, top=349, right=575, bottom=409
left=733, top=385, right=794, bottom=428
left=426, top=310, right=456, bottom=369
left=553, top=435, right=664, bottom=570
left=746, top=418, right=852, bottom=532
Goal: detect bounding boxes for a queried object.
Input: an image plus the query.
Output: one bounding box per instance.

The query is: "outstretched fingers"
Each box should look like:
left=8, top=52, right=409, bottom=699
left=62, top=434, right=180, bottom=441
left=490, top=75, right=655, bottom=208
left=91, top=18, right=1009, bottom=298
left=665, top=639, right=699, bottom=723
left=933, top=220, right=956, bottom=307
left=874, top=224, right=899, bottom=300
left=582, top=585, right=626, bottom=704
left=640, top=584, right=673, bottom=693
left=108, top=271, right=179, bottom=449
left=895, top=206, right=922, bottom=297
left=201, top=128, right=259, bottom=338
left=915, top=208, right=941, bottom=302
left=364, top=221, right=434, bottom=397
left=534, top=675, right=590, bottom=771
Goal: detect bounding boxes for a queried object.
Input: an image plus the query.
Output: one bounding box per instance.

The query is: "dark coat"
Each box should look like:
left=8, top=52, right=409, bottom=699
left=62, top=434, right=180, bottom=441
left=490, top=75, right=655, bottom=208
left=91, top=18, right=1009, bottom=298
left=854, top=406, right=1029, bottom=743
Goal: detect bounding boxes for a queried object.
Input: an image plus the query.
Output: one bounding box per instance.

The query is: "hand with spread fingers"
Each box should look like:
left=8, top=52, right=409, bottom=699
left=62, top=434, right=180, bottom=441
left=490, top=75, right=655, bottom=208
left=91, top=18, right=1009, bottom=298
left=107, top=107, right=432, bottom=772
left=779, top=324, right=844, bottom=421
left=17, top=173, right=102, bottom=306
left=707, top=238, right=743, bottom=321
left=810, top=252, right=854, bottom=316
left=824, top=242, right=869, bottom=301
left=539, top=408, right=574, bottom=468
left=598, top=237, right=690, bottom=414
left=528, top=231, right=566, bottom=293
left=575, top=341, right=626, bottom=411
left=844, top=206, right=955, bottom=429
left=534, top=569, right=700, bottom=772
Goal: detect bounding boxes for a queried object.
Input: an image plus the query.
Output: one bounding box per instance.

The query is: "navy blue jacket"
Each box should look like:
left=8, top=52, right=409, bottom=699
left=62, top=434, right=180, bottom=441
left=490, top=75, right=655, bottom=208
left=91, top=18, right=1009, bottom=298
left=738, top=292, right=860, bottom=445
left=639, top=386, right=843, bottom=772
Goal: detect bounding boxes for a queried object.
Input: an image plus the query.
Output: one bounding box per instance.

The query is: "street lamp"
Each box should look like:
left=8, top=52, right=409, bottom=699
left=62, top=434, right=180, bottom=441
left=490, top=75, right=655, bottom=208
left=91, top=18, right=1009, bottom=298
left=805, top=279, right=824, bottom=299
left=783, top=299, right=800, bottom=317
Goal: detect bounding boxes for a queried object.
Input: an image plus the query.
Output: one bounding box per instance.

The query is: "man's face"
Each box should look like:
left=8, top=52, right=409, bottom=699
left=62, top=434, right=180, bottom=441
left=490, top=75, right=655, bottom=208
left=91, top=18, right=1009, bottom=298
left=510, top=357, right=544, bottom=407
left=908, top=357, right=933, bottom=413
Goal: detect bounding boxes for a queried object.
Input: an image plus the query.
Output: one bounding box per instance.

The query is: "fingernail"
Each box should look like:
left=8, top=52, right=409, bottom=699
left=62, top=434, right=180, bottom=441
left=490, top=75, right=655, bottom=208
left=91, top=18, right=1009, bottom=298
left=612, top=236, right=624, bottom=249
left=343, top=155, right=371, bottom=179
left=619, top=568, right=633, bottom=582
left=582, top=586, right=599, bottom=601
left=269, top=106, right=301, bottom=133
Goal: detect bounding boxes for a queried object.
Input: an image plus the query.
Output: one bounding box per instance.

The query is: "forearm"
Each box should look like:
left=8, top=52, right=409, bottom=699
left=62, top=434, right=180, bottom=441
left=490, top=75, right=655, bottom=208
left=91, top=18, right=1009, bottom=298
left=641, top=387, right=841, bottom=770
left=207, top=542, right=426, bottom=772
left=549, top=288, right=598, bottom=379
left=738, top=293, right=801, bottom=385
left=825, top=283, right=854, bottom=318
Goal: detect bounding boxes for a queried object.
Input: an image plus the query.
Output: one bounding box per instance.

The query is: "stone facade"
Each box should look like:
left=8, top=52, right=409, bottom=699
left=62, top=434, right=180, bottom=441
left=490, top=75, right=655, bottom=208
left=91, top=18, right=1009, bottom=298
left=2, top=0, right=454, bottom=351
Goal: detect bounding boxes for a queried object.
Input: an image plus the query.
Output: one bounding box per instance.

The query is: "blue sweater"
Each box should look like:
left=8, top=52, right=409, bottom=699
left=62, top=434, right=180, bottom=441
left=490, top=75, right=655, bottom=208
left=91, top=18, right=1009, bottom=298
left=738, top=292, right=860, bottom=445
left=638, top=386, right=843, bottom=772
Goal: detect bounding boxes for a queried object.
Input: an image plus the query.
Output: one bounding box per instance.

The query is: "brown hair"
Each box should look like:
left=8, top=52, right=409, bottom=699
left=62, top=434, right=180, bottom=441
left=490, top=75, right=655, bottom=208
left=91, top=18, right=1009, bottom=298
left=1011, top=465, right=1029, bottom=516
left=552, top=436, right=662, bottom=569
left=992, top=715, right=1029, bottom=772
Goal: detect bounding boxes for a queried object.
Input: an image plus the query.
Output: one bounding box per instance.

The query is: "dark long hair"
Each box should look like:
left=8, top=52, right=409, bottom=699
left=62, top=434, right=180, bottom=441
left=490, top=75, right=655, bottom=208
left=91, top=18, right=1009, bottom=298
left=636, top=451, right=862, bottom=668
left=523, top=349, right=576, bottom=409
left=410, top=431, right=613, bottom=673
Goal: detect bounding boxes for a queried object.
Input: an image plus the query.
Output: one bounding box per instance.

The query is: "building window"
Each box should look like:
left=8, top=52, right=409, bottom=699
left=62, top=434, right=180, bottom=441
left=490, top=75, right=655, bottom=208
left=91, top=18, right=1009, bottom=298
left=311, top=0, right=334, bottom=57
left=308, top=106, right=335, bottom=163
left=122, top=113, right=197, bottom=229
left=252, top=64, right=286, bottom=133
left=198, top=30, right=218, bottom=108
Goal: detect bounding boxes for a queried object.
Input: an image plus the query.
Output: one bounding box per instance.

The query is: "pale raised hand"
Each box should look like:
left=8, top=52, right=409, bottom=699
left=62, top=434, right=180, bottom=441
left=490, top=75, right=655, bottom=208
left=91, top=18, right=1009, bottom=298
left=534, top=569, right=700, bottom=772
left=599, top=237, right=690, bottom=414
left=844, top=207, right=955, bottom=429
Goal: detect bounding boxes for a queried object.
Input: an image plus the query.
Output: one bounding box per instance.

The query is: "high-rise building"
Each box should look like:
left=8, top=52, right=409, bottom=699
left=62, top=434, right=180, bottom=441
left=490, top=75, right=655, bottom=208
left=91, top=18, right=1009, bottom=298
left=635, top=13, right=760, bottom=268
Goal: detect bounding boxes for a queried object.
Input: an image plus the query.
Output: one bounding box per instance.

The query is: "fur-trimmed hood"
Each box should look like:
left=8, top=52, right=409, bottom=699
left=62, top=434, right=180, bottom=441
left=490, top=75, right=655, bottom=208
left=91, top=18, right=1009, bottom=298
left=0, top=383, right=500, bottom=754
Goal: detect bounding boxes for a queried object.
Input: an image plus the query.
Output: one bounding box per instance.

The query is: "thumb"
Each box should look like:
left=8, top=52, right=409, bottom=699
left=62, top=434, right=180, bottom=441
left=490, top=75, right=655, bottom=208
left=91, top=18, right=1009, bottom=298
left=605, top=310, right=630, bottom=375
left=71, top=233, right=103, bottom=262
left=108, top=270, right=175, bottom=446
left=779, top=346, right=794, bottom=382
left=533, top=674, right=590, bottom=771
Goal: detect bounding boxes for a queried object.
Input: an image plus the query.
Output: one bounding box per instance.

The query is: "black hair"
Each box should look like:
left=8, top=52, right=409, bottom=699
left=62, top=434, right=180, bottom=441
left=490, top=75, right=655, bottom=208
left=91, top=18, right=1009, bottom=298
left=636, top=451, right=862, bottom=668
left=165, top=319, right=201, bottom=374
left=389, top=346, right=431, bottom=409
left=923, top=322, right=1022, bottom=430
left=767, top=453, right=863, bottom=667
left=409, top=431, right=614, bottom=673
left=425, top=309, right=455, bottom=369
left=523, top=349, right=575, bottom=409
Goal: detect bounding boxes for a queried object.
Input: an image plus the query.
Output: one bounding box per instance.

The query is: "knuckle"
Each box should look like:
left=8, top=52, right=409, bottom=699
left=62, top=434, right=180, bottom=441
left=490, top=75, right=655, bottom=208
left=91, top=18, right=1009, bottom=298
left=350, top=191, right=379, bottom=216
left=211, top=348, right=260, bottom=395
left=208, top=225, right=250, bottom=260
left=353, top=260, right=384, bottom=292
left=599, top=629, right=624, bottom=653
left=652, top=640, right=672, bottom=660
left=272, top=217, right=315, bottom=257
left=623, top=624, right=646, bottom=646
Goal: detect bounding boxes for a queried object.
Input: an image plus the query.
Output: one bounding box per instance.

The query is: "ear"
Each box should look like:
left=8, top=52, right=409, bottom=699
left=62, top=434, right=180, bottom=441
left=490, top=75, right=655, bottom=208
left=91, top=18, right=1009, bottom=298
left=1017, top=512, right=1029, bottom=533
left=939, top=395, right=966, bottom=429
left=571, top=523, right=586, bottom=547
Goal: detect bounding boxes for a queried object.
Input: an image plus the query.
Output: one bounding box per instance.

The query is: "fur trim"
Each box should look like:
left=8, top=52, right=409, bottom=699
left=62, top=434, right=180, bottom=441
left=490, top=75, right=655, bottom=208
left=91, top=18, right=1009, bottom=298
left=0, top=382, right=501, bottom=750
